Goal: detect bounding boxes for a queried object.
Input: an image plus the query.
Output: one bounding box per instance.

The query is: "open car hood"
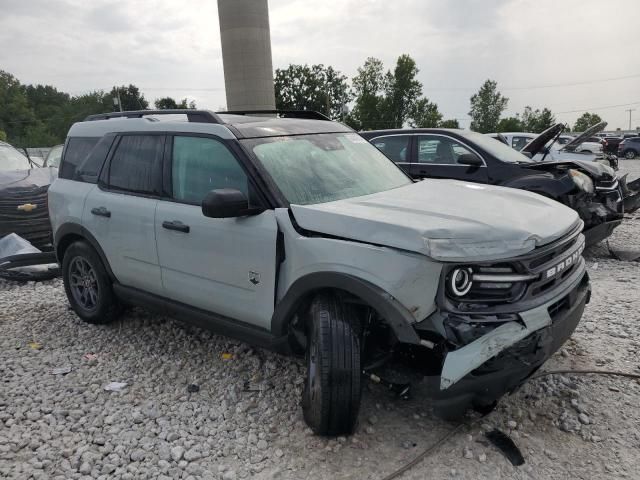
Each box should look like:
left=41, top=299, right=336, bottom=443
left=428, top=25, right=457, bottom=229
left=290, top=180, right=581, bottom=262
left=561, top=121, right=607, bottom=152
left=521, top=123, right=564, bottom=157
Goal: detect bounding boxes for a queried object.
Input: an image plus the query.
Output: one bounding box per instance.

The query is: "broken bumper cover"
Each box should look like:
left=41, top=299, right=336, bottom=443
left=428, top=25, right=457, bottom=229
left=429, top=270, right=590, bottom=418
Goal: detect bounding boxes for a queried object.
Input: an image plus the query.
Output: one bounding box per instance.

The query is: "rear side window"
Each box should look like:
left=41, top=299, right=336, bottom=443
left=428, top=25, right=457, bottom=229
left=74, top=136, right=115, bottom=183
left=371, top=135, right=410, bottom=163
left=107, top=135, right=163, bottom=194
left=171, top=136, right=248, bottom=204
left=59, top=137, right=100, bottom=179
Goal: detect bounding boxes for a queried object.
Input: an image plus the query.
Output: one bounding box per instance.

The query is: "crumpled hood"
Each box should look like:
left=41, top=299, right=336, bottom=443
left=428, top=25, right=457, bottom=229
left=291, top=180, right=581, bottom=262
left=0, top=167, right=57, bottom=191
left=526, top=159, right=614, bottom=180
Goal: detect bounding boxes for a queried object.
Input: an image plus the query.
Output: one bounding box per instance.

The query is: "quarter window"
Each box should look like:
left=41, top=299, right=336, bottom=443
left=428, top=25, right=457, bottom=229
left=59, top=137, right=100, bottom=180
left=417, top=136, right=482, bottom=165
left=511, top=136, right=532, bottom=150
left=171, top=136, right=248, bottom=204
left=371, top=135, right=410, bottom=163
left=108, top=135, right=163, bottom=194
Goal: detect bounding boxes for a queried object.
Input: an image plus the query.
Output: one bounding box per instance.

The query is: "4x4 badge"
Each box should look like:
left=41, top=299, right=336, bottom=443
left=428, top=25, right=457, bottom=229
left=248, top=271, right=261, bottom=285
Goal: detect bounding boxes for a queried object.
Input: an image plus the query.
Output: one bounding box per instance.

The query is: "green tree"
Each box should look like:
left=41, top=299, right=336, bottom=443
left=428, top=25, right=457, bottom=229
left=275, top=64, right=351, bottom=120
left=0, top=130, right=6, bottom=142
left=383, top=54, right=423, bottom=128
left=521, top=106, right=556, bottom=133
left=0, top=70, right=38, bottom=145
left=347, top=57, right=386, bottom=130
left=110, top=85, right=148, bottom=111
left=468, top=79, right=508, bottom=133
left=438, top=119, right=460, bottom=129
left=496, top=116, right=523, bottom=132
left=409, top=98, right=442, bottom=128
left=573, top=112, right=603, bottom=132
left=154, top=97, right=196, bottom=109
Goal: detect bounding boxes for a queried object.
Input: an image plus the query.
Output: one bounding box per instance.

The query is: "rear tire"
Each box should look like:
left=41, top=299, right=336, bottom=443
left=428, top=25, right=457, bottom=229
left=62, top=241, right=121, bottom=324
left=302, top=292, right=362, bottom=436
left=624, top=149, right=637, bottom=159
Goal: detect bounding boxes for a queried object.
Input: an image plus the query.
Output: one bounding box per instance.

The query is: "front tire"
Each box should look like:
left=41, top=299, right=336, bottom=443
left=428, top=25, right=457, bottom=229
left=624, top=149, right=637, bottom=159
left=302, top=292, right=362, bottom=436
left=62, top=241, right=121, bottom=324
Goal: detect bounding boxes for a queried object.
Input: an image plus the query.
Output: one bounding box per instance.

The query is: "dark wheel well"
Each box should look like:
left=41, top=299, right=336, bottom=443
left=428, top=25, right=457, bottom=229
left=56, top=233, right=83, bottom=263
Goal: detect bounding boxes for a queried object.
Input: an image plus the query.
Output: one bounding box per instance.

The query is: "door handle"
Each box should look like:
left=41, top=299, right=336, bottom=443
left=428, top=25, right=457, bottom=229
left=91, top=207, right=111, bottom=218
left=162, top=220, right=190, bottom=233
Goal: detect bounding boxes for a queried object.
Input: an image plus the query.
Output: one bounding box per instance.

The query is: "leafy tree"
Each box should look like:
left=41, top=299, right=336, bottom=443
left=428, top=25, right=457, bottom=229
left=110, top=85, right=148, bottom=111
left=468, top=80, right=508, bottom=133
left=0, top=70, right=38, bottom=145
left=275, top=64, right=351, bottom=120
left=521, top=106, right=555, bottom=133
left=347, top=57, right=386, bottom=130
left=0, top=130, right=6, bottom=142
left=409, top=98, right=442, bottom=128
left=573, top=112, right=603, bottom=132
left=438, top=119, right=460, bottom=129
left=383, top=54, right=423, bottom=128
left=496, top=116, right=523, bottom=132
left=154, top=97, right=196, bottom=109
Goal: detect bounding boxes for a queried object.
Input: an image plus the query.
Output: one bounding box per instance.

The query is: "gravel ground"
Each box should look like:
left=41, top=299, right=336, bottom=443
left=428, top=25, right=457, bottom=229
left=1, top=161, right=639, bottom=480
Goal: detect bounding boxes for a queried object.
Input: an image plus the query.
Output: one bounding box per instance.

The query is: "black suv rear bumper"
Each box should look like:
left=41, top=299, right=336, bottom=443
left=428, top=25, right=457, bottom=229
left=428, top=272, right=590, bottom=418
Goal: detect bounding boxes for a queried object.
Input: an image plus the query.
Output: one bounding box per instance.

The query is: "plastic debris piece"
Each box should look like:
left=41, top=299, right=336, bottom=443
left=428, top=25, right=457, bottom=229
left=28, top=342, right=42, bottom=350
left=592, top=262, right=598, bottom=270
left=52, top=366, right=72, bottom=375
left=187, top=384, right=200, bottom=393
left=104, top=382, right=128, bottom=392
left=221, top=353, right=233, bottom=360
left=83, top=353, right=98, bottom=361
left=485, top=429, right=524, bottom=466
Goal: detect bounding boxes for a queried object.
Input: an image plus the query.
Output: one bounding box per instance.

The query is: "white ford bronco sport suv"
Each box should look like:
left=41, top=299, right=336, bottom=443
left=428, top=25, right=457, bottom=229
left=49, top=109, right=590, bottom=435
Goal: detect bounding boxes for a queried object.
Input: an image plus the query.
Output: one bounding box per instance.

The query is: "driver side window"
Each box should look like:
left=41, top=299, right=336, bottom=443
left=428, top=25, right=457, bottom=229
left=417, top=136, right=482, bottom=165
left=171, top=136, right=248, bottom=205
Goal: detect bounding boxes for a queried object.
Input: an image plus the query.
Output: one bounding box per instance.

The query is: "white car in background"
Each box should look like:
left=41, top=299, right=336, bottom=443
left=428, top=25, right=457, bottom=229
left=491, top=132, right=603, bottom=155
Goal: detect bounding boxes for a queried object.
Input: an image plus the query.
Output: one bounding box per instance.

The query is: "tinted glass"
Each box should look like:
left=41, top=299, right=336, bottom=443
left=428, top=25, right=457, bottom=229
left=512, top=136, right=532, bottom=150
left=370, top=135, right=410, bottom=163
left=59, top=137, right=100, bottom=179
left=417, top=136, right=482, bottom=165
left=75, top=136, right=115, bottom=183
left=45, top=145, right=63, bottom=167
left=460, top=131, right=534, bottom=163
left=245, top=133, right=411, bottom=205
left=108, top=135, right=163, bottom=194
left=0, top=145, right=31, bottom=171
left=172, top=136, right=248, bottom=204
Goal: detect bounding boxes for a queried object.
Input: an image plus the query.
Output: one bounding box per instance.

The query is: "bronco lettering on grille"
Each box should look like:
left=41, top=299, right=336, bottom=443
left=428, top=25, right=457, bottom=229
left=544, top=242, right=585, bottom=280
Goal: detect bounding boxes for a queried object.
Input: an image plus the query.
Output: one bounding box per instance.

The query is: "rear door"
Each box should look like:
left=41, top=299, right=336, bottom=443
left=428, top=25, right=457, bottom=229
left=82, top=134, right=164, bottom=295
left=368, top=135, right=413, bottom=174
left=408, top=134, right=489, bottom=183
left=154, top=134, right=278, bottom=330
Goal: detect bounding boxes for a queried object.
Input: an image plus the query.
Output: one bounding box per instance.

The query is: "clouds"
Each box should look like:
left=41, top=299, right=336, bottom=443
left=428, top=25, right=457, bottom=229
left=0, top=0, right=638, bottom=128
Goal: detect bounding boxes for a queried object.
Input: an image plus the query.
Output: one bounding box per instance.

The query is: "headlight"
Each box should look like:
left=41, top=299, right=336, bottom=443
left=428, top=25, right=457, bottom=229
left=569, top=169, right=594, bottom=194
left=448, top=267, right=473, bottom=296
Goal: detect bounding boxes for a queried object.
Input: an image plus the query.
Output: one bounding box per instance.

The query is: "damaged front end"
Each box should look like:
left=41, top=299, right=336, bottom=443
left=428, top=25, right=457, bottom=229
left=401, top=226, right=590, bottom=418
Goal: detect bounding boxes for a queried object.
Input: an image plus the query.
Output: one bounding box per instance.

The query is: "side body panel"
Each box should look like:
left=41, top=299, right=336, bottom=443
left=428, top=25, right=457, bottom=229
left=274, top=208, right=441, bottom=324
left=48, top=178, right=95, bottom=237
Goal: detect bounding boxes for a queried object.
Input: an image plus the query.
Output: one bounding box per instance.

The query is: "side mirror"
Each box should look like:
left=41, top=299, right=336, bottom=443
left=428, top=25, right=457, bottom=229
left=201, top=188, right=263, bottom=218
left=457, top=153, right=483, bottom=166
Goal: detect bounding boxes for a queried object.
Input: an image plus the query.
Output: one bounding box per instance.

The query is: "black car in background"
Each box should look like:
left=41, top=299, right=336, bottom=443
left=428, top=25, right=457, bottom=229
left=618, top=137, right=640, bottom=159
left=0, top=141, right=57, bottom=249
left=360, top=128, right=627, bottom=246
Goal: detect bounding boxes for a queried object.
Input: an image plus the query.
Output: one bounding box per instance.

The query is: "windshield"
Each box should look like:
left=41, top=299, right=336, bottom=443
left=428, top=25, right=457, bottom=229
left=244, top=133, right=411, bottom=205
left=0, top=145, right=31, bottom=171
left=462, top=131, right=535, bottom=163
left=45, top=145, right=63, bottom=167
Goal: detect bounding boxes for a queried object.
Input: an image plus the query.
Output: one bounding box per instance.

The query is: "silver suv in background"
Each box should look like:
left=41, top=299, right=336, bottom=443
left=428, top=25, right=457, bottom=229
left=49, top=110, right=590, bottom=435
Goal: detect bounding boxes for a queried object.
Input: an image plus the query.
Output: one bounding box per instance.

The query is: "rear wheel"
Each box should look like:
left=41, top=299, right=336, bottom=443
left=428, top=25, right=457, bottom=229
left=624, top=149, right=637, bottom=159
left=302, top=292, right=362, bottom=435
left=62, top=241, right=121, bottom=324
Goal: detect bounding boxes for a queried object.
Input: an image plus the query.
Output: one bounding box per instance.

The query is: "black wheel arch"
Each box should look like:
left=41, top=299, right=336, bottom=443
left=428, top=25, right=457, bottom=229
left=54, top=223, right=117, bottom=281
left=271, top=272, right=422, bottom=346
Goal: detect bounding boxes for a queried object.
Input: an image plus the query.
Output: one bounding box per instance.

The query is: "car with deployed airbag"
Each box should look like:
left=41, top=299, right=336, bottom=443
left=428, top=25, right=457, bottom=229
left=49, top=109, right=590, bottom=434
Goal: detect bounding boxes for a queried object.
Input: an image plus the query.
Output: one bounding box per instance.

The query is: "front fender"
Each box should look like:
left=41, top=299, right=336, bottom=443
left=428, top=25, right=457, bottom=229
left=503, top=174, right=574, bottom=200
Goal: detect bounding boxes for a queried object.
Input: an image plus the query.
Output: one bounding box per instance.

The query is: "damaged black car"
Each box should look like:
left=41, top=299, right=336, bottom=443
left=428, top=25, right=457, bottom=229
left=361, top=126, right=640, bottom=246
left=0, top=141, right=56, bottom=249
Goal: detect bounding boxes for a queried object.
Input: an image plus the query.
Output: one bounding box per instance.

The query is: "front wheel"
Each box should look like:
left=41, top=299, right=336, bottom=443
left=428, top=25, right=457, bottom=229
left=302, top=292, right=362, bottom=436
left=624, top=149, right=637, bottom=159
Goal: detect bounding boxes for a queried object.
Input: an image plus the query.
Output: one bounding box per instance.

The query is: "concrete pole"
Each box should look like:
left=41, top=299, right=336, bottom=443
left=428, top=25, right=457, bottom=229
left=217, top=0, right=276, bottom=111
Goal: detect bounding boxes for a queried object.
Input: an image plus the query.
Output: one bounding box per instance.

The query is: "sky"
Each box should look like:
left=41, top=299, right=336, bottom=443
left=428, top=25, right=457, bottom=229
left=1, top=0, right=639, bottom=130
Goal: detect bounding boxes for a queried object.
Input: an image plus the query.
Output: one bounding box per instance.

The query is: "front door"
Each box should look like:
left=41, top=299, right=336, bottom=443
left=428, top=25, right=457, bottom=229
left=409, top=135, right=489, bottom=183
left=155, top=135, right=278, bottom=330
left=368, top=134, right=413, bottom=174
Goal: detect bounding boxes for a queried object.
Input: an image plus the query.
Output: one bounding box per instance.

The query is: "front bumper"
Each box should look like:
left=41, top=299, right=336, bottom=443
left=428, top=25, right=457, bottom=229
left=428, top=271, right=590, bottom=418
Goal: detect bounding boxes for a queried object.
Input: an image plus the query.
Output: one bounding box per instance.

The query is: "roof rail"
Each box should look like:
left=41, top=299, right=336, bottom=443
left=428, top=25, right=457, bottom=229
left=219, top=110, right=331, bottom=121
left=83, top=110, right=224, bottom=124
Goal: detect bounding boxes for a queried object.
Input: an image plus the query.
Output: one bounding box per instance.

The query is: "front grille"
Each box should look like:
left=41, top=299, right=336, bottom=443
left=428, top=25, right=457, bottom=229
left=0, top=186, right=51, bottom=248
